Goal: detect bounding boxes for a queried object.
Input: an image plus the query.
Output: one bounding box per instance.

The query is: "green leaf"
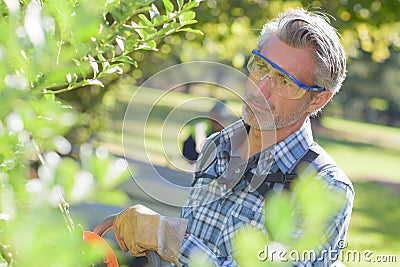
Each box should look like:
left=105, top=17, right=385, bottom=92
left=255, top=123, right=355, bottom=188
left=44, top=93, right=55, bottom=102
left=162, top=0, right=174, bottom=14
left=138, top=14, right=152, bottom=27
left=140, top=26, right=158, bottom=36
left=293, top=174, right=345, bottom=225
left=233, top=227, right=268, bottom=267
left=97, top=54, right=110, bottom=69
left=66, top=73, right=78, bottom=84
left=180, top=11, right=196, bottom=22
left=130, top=6, right=153, bottom=17
left=113, top=55, right=138, bottom=67
left=182, top=0, right=201, bottom=11
left=103, top=65, right=123, bottom=74
left=265, top=191, right=296, bottom=244
left=55, top=157, right=82, bottom=198
left=124, top=33, right=140, bottom=50
left=288, top=173, right=346, bottom=252
left=157, top=22, right=180, bottom=36
left=137, top=40, right=157, bottom=50
left=99, top=158, right=129, bottom=189
left=153, top=15, right=170, bottom=26
left=177, top=28, right=203, bottom=35
left=181, top=19, right=198, bottom=26
left=176, top=0, right=184, bottom=9
left=83, top=79, right=104, bottom=87
left=135, top=0, right=156, bottom=8
left=96, top=190, right=130, bottom=206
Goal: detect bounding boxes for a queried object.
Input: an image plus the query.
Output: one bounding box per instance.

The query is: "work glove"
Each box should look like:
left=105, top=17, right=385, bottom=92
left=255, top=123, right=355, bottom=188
left=113, top=204, right=188, bottom=266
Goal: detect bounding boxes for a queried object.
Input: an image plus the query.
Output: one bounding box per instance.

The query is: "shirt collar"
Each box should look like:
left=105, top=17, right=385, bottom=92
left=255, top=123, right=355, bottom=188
left=217, top=120, right=274, bottom=176
left=216, top=118, right=314, bottom=175
left=219, top=120, right=248, bottom=154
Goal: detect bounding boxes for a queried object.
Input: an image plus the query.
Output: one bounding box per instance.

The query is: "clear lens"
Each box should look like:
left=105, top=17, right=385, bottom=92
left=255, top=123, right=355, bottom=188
left=247, top=54, right=306, bottom=99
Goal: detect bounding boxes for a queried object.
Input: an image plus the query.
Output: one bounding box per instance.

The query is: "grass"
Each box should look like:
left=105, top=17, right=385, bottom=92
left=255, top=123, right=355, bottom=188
left=342, top=181, right=400, bottom=266
left=315, top=117, right=400, bottom=266
left=315, top=116, right=400, bottom=183
left=101, top=88, right=400, bottom=267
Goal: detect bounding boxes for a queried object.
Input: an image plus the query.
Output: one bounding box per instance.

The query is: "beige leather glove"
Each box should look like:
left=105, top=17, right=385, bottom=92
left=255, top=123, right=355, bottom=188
left=113, top=204, right=188, bottom=266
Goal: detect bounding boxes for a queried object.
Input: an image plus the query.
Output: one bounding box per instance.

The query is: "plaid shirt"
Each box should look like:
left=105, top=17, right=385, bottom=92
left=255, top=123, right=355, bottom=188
left=179, top=119, right=354, bottom=267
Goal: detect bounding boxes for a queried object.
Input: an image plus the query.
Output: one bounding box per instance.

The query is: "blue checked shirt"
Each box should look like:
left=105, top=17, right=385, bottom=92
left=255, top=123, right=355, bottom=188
left=179, top=119, right=354, bottom=266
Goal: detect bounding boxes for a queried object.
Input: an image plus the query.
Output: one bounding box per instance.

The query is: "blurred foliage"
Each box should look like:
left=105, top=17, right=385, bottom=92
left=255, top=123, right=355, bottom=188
left=131, top=0, right=400, bottom=73
left=49, top=0, right=399, bottom=145
left=333, top=49, right=400, bottom=125
left=0, top=0, right=202, bottom=265
left=121, top=0, right=399, bottom=126
left=233, top=172, right=346, bottom=266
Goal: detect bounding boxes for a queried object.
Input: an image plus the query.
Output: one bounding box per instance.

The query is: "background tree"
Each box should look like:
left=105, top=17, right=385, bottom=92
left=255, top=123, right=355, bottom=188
left=123, top=0, right=400, bottom=125
left=56, top=0, right=399, bottom=148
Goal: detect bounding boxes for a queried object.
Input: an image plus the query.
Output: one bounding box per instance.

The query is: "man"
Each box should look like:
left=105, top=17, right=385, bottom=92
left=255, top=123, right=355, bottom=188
left=113, top=8, right=354, bottom=267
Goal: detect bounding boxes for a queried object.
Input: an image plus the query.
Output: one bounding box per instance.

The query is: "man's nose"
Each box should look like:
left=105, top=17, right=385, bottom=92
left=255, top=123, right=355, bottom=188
left=257, top=74, right=273, bottom=99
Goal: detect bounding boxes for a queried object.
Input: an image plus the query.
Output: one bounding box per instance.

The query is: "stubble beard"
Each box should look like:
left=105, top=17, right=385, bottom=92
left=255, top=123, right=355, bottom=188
left=242, top=95, right=312, bottom=131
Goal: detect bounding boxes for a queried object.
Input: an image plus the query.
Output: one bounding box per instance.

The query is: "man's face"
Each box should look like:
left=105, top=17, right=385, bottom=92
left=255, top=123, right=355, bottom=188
left=242, top=34, right=316, bottom=131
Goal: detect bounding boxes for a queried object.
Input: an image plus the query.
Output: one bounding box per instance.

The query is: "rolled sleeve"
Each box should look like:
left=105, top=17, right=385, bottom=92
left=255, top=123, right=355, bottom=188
left=179, top=234, right=218, bottom=266
left=179, top=234, right=238, bottom=267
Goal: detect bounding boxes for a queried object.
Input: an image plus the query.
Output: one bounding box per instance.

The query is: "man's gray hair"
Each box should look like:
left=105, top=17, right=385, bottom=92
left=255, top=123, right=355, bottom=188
left=257, top=8, right=347, bottom=95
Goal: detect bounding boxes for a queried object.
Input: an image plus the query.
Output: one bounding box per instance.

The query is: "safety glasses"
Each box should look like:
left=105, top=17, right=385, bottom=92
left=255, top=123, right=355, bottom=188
left=247, top=49, right=326, bottom=99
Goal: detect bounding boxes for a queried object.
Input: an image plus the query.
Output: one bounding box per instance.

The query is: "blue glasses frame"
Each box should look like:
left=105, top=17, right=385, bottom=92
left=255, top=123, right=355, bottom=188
left=251, top=49, right=326, bottom=92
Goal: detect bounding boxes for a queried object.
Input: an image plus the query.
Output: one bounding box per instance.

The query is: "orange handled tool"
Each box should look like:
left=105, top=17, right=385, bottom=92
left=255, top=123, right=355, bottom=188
left=84, top=214, right=161, bottom=267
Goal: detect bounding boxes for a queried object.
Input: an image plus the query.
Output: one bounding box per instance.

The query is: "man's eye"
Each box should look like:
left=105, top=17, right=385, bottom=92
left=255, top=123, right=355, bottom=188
left=278, top=73, right=290, bottom=85
left=257, top=63, right=269, bottom=72
left=255, top=61, right=265, bottom=68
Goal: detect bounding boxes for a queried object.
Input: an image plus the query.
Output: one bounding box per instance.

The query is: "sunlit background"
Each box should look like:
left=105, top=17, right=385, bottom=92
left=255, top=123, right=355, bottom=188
left=0, top=0, right=399, bottom=266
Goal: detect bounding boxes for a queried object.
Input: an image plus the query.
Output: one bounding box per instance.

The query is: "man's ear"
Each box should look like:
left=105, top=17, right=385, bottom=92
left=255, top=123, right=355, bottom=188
left=306, top=90, right=333, bottom=113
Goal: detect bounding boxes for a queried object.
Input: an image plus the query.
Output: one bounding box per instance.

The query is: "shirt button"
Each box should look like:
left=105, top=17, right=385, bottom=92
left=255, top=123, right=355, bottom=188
left=234, top=168, right=241, bottom=174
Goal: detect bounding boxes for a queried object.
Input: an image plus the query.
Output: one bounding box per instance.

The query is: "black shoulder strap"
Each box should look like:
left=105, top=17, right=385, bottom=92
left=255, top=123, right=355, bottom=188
left=192, top=132, right=221, bottom=185
left=244, top=149, right=319, bottom=196
left=192, top=132, right=320, bottom=196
